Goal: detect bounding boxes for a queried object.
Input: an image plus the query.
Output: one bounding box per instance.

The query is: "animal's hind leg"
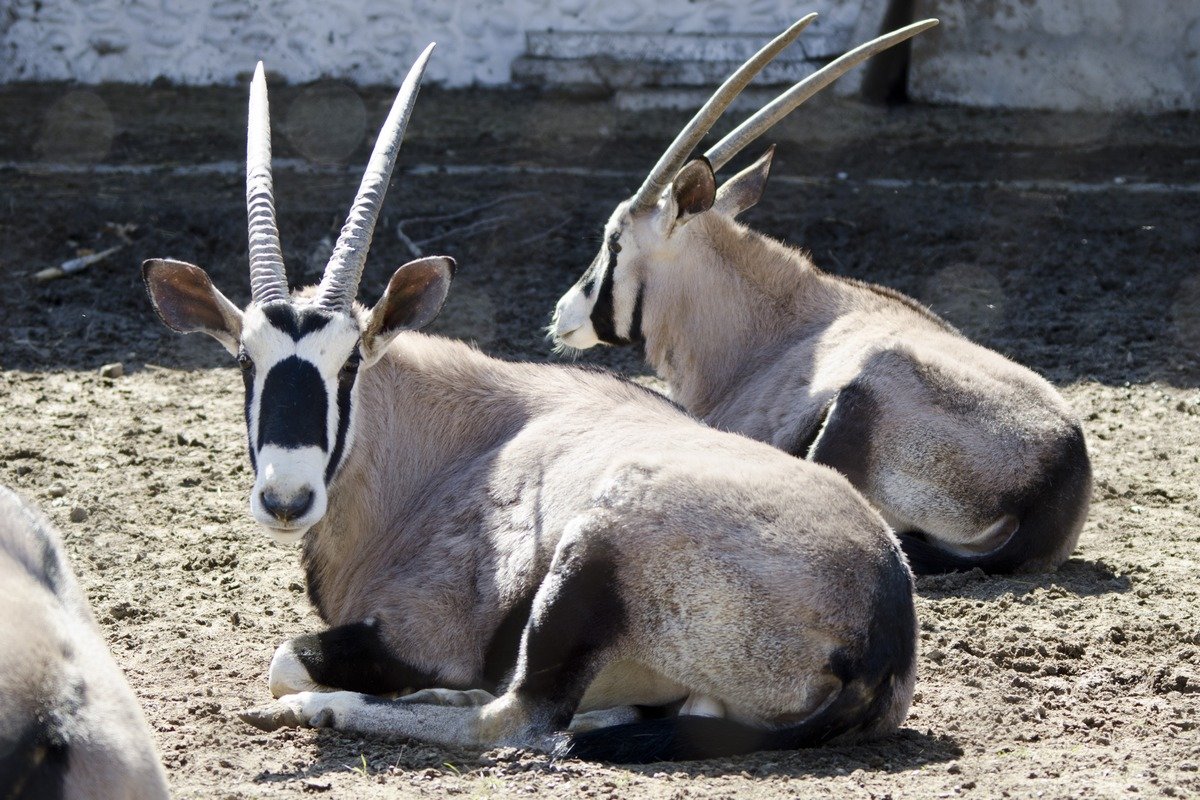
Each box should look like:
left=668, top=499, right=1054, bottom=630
left=242, top=518, right=628, bottom=750
left=807, top=381, right=877, bottom=490
left=268, top=618, right=443, bottom=698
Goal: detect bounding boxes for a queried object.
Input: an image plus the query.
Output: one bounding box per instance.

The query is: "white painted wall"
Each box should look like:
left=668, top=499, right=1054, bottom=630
left=0, top=0, right=849, bottom=87
left=910, top=0, right=1200, bottom=112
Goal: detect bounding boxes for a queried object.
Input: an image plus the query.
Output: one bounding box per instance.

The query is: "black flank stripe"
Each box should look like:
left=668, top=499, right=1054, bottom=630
left=480, top=591, right=536, bottom=693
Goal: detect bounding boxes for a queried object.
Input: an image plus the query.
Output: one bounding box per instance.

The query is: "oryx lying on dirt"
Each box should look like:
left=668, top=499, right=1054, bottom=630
left=143, top=47, right=918, bottom=763
left=551, top=16, right=1092, bottom=575
left=0, top=486, right=169, bottom=799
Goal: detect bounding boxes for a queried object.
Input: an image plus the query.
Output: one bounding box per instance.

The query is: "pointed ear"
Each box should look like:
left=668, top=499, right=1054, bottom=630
left=670, top=158, right=716, bottom=227
left=714, top=145, right=774, bottom=218
left=362, top=256, right=455, bottom=363
left=143, top=258, right=243, bottom=355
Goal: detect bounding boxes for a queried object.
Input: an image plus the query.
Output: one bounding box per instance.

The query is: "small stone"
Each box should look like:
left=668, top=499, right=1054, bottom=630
left=301, top=778, right=332, bottom=792
left=69, top=506, right=87, bottom=523
left=109, top=601, right=138, bottom=620
left=48, top=483, right=67, bottom=498
left=99, top=362, right=124, bottom=379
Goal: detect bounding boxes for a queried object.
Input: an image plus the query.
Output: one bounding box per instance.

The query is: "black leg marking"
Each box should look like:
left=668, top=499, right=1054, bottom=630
left=0, top=718, right=69, bottom=800
left=787, top=400, right=835, bottom=460
left=847, top=541, right=917, bottom=733
left=289, top=620, right=443, bottom=695
left=899, top=420, right=1093, bottom=574
left=480, top=592, right=536, bottom=693
left=809, top=381, right=878, bottom=488
left=511, top=539, right=627, bottom=729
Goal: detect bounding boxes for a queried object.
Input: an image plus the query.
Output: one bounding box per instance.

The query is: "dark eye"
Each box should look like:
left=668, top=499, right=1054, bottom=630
left=237, top=351, right=253, bottom=371
left=609, top=239, right=622, bottom=254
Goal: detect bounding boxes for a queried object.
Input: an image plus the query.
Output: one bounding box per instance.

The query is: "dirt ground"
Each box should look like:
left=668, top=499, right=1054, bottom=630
left=1, top=81, right=1198, bottom=798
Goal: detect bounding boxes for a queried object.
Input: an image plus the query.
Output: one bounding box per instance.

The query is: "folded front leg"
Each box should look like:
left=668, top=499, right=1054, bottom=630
left=244, top=519, right=630, bottom=751
left=269, top=619, right=443, bottom=698
left=240, top=691, right=556, bottom=751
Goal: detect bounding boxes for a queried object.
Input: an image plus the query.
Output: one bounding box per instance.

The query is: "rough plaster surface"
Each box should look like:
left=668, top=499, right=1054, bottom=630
left=0, top=0, right=850, bottom=87
left=910, top=0, right=1200, bottom=111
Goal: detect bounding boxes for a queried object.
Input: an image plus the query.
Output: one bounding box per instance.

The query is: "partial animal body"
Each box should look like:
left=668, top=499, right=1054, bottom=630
left=145, top=46, right=918, bottom=763
left=0, top=487, right=169, bottom=799
left=551, top=17, right=1091, bottom=574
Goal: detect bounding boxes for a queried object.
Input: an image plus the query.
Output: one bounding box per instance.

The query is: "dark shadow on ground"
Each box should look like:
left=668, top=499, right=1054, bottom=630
left=247, top=724, right=960, bottom=786
left=915, top=557, right=1132, bottom=601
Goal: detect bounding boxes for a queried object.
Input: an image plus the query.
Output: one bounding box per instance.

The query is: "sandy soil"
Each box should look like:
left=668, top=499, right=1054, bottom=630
left=0, top=82, right=1198, bottom=798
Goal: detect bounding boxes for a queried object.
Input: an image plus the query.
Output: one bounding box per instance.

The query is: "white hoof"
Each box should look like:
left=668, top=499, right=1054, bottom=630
left=240, top=691, right=333, bottom=732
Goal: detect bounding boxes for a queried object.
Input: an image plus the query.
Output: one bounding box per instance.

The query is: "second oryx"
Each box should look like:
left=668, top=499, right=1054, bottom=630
left=143, top=46, right=917, bottom=763
left=551, top=16, right=1092, bottom=575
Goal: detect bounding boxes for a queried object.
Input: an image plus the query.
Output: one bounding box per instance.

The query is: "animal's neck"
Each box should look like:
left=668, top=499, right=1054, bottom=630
left=641, top=214, right=823, bottom=417
left=301, top=334, right=527, bottom=622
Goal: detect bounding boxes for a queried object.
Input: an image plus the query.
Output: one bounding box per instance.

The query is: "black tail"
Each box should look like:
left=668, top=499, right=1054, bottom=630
left=554, top=705, right=852, bottom=764
left=558, top=545, right=917, bottom=764
left=899, top=423, right=1093, bottom=575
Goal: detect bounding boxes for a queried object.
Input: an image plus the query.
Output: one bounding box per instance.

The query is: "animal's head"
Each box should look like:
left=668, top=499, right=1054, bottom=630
left=551, top=15, right=938, bottom=352
left=144, top=46, right=453, bottom=544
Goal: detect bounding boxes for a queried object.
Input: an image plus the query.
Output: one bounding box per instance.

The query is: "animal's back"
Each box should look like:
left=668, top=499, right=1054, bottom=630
left=812, top=279, right=1091, bottom=569
left=0, top=488, right=169, bottom=800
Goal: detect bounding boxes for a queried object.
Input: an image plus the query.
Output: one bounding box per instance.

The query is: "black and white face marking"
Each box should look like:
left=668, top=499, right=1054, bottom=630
left=240, top=302, right=364, bottom=544
left=552, top=203, right=647, bottom=352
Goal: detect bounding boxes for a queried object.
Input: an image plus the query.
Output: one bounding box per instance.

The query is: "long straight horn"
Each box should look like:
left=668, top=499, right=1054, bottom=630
left=629, top=13, right=816, bottom=211
left=705, top=19, right=939, bottom=172
left=246, top=61, right=290, bottom=304
left=315, top=43, right=436, bottom=312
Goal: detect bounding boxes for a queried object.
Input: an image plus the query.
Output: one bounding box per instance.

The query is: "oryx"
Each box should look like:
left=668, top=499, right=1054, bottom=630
left=551, top=16, right=1092, bottom=575
left=143, top=46, right=918, bottom=763
left=0, top=486, right=169, bottom=799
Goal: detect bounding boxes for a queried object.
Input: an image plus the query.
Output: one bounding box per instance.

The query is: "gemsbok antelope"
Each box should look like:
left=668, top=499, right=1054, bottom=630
left=0, top=486, right=169, bottom=799
left=551, top=16, right=1092, bottom=575
left=143, top=46, right=918, bottom=763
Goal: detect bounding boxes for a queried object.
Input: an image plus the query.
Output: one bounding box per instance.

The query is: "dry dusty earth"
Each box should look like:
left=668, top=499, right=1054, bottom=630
left=1, top=83, right=1198, bottom=798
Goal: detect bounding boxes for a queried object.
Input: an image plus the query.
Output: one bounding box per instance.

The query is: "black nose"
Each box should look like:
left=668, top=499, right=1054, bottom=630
left=260, top=489, right=314, bottom=522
